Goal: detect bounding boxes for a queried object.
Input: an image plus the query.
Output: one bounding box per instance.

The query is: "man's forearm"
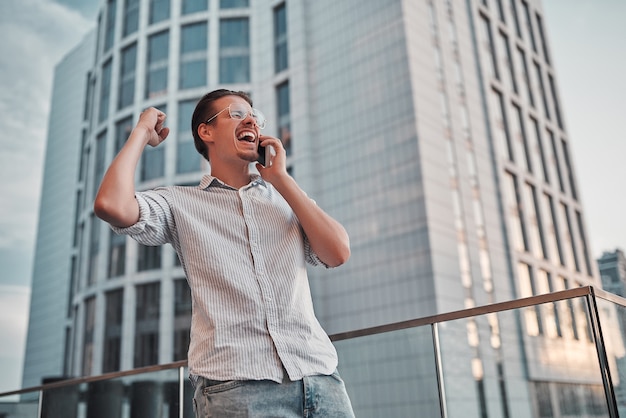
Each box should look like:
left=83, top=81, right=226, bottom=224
left=272, top=175, right=350, bottom=267
left=94, top=108, right=168, bottom=227
left=93, top=126, right=150, bottom=227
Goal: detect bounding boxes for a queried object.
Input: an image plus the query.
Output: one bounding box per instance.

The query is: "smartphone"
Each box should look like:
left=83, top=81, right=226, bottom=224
left=257, top=143, right=272, bottom=167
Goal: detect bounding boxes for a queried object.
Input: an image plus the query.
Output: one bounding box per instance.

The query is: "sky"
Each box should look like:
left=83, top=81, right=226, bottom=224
left=0, top=0, right=624, bottom=394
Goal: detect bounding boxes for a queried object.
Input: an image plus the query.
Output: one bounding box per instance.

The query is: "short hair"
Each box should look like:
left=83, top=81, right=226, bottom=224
left=191, top=89, right=253, bottom=161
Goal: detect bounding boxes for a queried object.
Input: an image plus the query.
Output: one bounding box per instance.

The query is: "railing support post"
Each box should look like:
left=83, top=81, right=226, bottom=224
left=432, top=323, right=448, bottom=418
left=179, top=366, right=185, bottom=418
left=586, top=290, right=619, bottom=417
left=37, top=389, right=43, bottom=418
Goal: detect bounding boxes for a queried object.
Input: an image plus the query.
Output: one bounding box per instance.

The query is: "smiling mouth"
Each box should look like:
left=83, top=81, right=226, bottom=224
left=237, top=131, right=256, bottom=143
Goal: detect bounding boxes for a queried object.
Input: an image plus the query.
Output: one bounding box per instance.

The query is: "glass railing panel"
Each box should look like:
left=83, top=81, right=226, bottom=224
left=437, top=295, right=609, bottom=418
left=595, top=296, right=626, bottom=417
left=333, top=325, right=441, bottom=418
left=0, top=391, right=39, bottom=418
left=83, top=368, right=183, bottom=418
left=0, top=366, right=194, bottom=418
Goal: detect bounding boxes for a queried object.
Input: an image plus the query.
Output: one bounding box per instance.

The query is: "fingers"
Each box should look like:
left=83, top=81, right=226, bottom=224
left=140, top=107, right=169, bottom=146
left=159, top=127, right=170, bottom=141
left=259, top=135, right=283, bottom=152
left=141, top=107, right=167, bottom=125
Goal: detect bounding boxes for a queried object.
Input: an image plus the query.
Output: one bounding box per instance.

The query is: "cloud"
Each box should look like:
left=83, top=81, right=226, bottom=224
left=0, top=0, right=94, bottom=285
left=0, top=285, right=30, bottom=392
left=0, top=286, right=31, bottom=354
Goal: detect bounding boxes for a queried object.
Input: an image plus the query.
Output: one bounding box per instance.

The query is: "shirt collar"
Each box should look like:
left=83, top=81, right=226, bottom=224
left=198, top=174, right=267, bottom=190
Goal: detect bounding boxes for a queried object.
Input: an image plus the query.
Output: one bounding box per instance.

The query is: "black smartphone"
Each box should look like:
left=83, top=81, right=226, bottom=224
left=257, top=143, right=270, bottom=166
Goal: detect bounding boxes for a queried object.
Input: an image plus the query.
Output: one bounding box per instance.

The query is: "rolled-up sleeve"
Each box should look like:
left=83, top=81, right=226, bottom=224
left=111, top=189, right=176, bottom=246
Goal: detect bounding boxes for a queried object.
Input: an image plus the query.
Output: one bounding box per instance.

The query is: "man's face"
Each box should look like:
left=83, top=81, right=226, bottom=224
left=208, top=95, right=261, bottom=164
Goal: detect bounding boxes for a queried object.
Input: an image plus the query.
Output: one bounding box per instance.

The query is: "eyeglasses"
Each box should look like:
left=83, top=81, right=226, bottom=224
left=205, top=103, right=267, bottom=129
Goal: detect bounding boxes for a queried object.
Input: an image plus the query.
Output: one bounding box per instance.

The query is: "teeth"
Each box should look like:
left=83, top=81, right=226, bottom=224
left=237, top=131, right=256, bottom=142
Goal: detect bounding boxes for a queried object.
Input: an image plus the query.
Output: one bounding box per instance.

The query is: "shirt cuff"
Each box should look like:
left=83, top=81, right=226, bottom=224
left=110, top=194, right=150, bottom=235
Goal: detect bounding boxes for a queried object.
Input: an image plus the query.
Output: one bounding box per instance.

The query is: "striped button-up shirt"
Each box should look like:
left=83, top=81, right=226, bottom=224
left=113, top=174, right=338, bottom=383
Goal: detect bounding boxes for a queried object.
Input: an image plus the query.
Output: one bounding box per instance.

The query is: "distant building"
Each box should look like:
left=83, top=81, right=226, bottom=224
left=24, top=0, right=607, bottom=416
left=598, top=249, right=626, bottom=296
left=21, top=28, right=96, bottom=388
left=598, top=248, right=626, bottom=415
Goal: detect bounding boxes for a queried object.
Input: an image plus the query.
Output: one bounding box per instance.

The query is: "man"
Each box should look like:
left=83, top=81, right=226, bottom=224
left=94, top=89, right=355, bottom=417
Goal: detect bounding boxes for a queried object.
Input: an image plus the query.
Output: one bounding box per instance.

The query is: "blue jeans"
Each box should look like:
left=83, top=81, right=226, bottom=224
left=191, top=370, right=355, bottom=417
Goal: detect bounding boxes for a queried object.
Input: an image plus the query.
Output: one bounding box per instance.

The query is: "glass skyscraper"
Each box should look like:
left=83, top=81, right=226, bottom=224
left=23, top=0, right=605, bottom=416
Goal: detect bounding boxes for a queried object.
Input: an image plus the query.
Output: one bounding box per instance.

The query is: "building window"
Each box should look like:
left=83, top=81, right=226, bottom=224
left=478, top=15, right=498, bottom=81
left=503, top=171, right=528, bottom=252
left=135, top=282, right=160, bottom=367
left=534, top=62, right=550, bottom=121
left=548, top=75, right=563, bottom=130
left=499, top=31, right=517, bottom=94
left=219, top=18, right=250, bottom=84
left=557, top=384, right=582, bottom=416
left=511, top=103, right=530, bottom=172
left=84, top=73, right=96, bottom=122
left=108, top=230, right=126, bottom=278
left=541, top=193, right=564, bottom=266
left=182, top=0, right=207, bottom=14
left=276, top=81, right=291, bottom=156
left=220, top=0, right=248, bottom=8
left=491, top=89, right=512, bottom=162
left=535, top=12, right=550, bottom=64
left=115, top=116, right=133, bottom=154
left=99, top=60, right=112, bottom=123
left=529, top=117, right=548, bottom=182
left=509, top=0, right=521, bottom=38
left=141, top=146, right=165, bottom=181
left=494, top=0, right=506, bottom=22
left=177, top=99, right=202, bottom=173
left=516, top=47, right=534, bottom=108
left=103, top=289, right=124, bottom=372
left=536, top=270, right=559, bottom=338
left=146, top=31, right=169, bottom=99
left=118, top=43, right=137, bottom=109
left=78, top=130, right=87, bottom=182
left=274, top=3, right=288, bottom=73
left=533, top=382, right=554, bottom=417
left=173, top=279, right=191, bottom=361
left=180, top=22, right=208, bottom=90
left=137, top=244, right=162, bottom=271
left=521, top=1, right=537, bottom=52
left=73, top=191, right=82, bottom=247
left=82, top=297, right=96, bottom=375
left=517, top=262, right=541, bottom=336
left=560, top=203, right=580, bottom=272
left=103, top=0, right=117, bottom=53
left=122, top=0, right=139, bottom=37
left=87, top=215, right=101, bottom=287
left=576, top=211, right=592, bottom=276
left=553, top=276, right=576, bottom=339
left=93, top=131, right=107, bottom=199
left=149, top=0, right=170, bottom=24
left=523, top=182, right=546, bottom=259
left=547, top=129, right=564, bottom=192
left=560, top=139, right=576, bottom=199
left=63, top=327, right=72, bottom=376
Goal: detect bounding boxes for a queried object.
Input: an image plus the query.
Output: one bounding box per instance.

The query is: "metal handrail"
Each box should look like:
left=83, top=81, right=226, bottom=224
left=330, top=286, right=594, bottom=341
left=0, top=285, right=617, bottom=399
left=0, top=361, right=188, bottom=398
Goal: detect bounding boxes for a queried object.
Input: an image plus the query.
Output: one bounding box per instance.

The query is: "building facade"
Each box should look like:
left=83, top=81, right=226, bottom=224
left=24, top=0, right=607, bottom=416
left=599, top=249, right=626, bottom=297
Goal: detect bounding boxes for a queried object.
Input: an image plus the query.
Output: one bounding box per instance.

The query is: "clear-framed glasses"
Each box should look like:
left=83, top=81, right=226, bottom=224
left=205, top=103, right=266, bottom=129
